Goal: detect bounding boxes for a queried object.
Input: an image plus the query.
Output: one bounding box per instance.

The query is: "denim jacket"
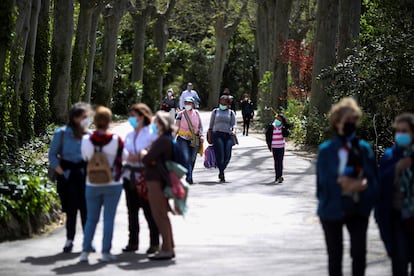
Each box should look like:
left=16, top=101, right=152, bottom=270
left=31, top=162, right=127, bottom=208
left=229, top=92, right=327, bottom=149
left=48, top=126, right=84, bottom=170
left=316, top=135, right=379, bottom=221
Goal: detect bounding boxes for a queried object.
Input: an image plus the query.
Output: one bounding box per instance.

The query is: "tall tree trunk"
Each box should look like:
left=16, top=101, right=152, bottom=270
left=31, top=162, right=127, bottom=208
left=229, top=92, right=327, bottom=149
left=310, top=0, right=339, bottom=114
left=256, top=0, right=275, bottom=79
left=19, top=0, right=41, bottom=143
left=50, top=0, right=74, bottom=123
left=152, top=0, right=177, bottom=101
left=84, top=4, right=103, bottom=103
left=337, top=0, right=361, bottom=62
left=207, top=0, right=247, bottom=108
left=131, top=10, right=149, bottom=83
left=271, top=0, right=293, bottom=111
left=96, top=0, right=128, bottom=106
left=71, top=0, right=96, bottom=104
left=0, top=0, right=15, bottom=82
left=33, top=0, right=50, bottom=135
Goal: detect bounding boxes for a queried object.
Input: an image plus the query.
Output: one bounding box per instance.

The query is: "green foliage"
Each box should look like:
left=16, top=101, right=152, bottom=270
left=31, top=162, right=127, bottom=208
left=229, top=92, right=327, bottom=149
left=257, top=71, right=275, bottom=126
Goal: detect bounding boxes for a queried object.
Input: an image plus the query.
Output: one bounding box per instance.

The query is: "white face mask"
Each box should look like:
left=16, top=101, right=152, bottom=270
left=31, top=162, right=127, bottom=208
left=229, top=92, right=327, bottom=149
left=80, top=117, right=90, bottom=129
left=184, top=105, right=192, bottom=111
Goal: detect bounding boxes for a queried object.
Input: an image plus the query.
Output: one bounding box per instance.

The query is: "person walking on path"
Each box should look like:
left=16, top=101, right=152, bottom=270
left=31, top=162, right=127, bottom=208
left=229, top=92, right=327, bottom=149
left=376, top=113, right=414, bottom=276
left=79, top=106, right=124, bottom=263
left=121, top=103, right=160, bottom=254
left=179, top=82, right=200, bottom=109
left=265, top=113, right=290, bottom=184
left=240, top=93, right=254, bottom=136
left=208, top=95, right=236, bottom=183
left=316, top=97, right=378, bottom=276
left=141, top=111, right=177, bottom=260
left=160, top=88, right=179, bottom=120
left=175, top=97, right=204, bottom=184
left=221, top=88, right=236, bottom=113
left=48, top=102, right=91, bottom=253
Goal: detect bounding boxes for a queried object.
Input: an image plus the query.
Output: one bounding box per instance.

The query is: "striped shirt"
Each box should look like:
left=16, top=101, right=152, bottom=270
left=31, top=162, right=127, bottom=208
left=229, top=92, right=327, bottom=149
left=271, top=126, right=285, bottom=148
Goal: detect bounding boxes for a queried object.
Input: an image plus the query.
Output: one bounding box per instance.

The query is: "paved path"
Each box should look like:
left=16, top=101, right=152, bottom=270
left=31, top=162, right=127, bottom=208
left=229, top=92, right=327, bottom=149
left=0, top=111, right=390, bottom=275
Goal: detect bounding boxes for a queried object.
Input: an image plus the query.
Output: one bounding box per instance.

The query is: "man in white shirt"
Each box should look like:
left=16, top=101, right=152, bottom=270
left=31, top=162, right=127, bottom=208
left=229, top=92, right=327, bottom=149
left=179, top=82, right=201, bottom=109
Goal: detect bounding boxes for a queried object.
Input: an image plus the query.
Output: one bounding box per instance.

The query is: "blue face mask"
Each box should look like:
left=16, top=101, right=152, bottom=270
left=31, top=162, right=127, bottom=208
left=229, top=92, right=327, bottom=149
left=128, top=116, right=139, bottom=129
left=219, top=104, right=228, bottom=111
left=395, top=132, right=412, bottom=147
left=273, top=119, right=282, bottom=127
left=150, top=123, right=158, bottom=134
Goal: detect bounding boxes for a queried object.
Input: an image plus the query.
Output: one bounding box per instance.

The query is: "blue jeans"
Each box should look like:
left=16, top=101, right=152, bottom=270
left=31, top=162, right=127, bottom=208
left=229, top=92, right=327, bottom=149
left=212, top=131, right=233, bottom=175
left=272, top=147, right=285, bottom=179
left=82, top=184, right=122, bottom=253
left=177, top=137, right=199, bottom=181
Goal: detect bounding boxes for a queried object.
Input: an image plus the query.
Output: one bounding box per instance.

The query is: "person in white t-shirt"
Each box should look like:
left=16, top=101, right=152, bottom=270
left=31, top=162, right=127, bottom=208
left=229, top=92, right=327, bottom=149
left=179, top=82, right=200, bottom=109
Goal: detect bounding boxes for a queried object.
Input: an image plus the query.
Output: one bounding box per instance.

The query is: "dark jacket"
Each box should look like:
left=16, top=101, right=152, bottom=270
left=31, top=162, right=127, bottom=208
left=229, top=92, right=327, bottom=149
left=142, top=134, right=172, bottom=187
left=265, top=123, right=289, bottom=151
left=375, top=145, right=414, bottom=256
left=316, top=135, right=379, bottom=221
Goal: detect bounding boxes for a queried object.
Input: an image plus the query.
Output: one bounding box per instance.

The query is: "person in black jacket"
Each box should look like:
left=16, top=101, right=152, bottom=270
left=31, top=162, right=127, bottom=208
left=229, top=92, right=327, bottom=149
left=240, top=94, right=254, bottom=136
left=265, top=113, right=291, bottom=183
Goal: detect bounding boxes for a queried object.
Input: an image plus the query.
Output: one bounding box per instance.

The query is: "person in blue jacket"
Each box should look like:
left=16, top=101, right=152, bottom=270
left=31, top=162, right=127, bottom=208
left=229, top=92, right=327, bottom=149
left=316, top=97, right=378, bottom=276
left=375, top=113, right=414, bottom=276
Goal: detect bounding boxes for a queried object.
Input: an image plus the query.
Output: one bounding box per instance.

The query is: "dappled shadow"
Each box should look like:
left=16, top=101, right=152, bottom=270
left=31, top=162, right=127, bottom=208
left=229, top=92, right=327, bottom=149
left=21, top=252, right=79, bottom=265
left=52, top=261, right=106, bottom=274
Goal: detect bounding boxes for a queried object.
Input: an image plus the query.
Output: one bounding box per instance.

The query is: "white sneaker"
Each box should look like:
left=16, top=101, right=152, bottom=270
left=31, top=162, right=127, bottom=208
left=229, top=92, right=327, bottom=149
left=79, top=251, right=89, bottom=262
left=100, top=253, right=116, bottom=262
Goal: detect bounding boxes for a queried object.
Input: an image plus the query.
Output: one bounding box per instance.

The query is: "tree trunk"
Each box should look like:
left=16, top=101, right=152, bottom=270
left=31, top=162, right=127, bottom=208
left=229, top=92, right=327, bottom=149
left=310, top=0, right=339, bottom=114
left=50, top=0, right=74, bottom=123
left=337, top=0, right=361, bottom=62
left=96, top=0, right=128, bottom=106
left=208, top=24, right=230, bottom=107
left=0, top=0, right=15, bottom=82
left=33, top=0, right=50, bottom=135
left=256, top=0, right=275, bottom=79
left=271, top=0, right=293, bottom=110
left=207, top=0, right=247, bottom=108
left=71, top=0, right=96, bottom=104
left=84, top=4, right=103, bottom=103
left=131, top=10, right=149, bottom=83
left=19, top=0, right=41, bottom=143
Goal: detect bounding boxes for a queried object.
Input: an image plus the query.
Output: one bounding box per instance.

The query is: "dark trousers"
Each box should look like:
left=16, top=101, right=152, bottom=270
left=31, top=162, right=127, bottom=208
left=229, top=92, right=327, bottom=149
left=272, top=147, right=285, bottom=179
left=391, top=210, right=414, bottom=276
left=212, top=131, right=233, bottom=175
left=321, top=215, right=369, bottom=276
left=242, top=115, right=251, bottom=135
left=123, top=178, right=159, bottom=247
left=56, top=169, right=87, bottom=241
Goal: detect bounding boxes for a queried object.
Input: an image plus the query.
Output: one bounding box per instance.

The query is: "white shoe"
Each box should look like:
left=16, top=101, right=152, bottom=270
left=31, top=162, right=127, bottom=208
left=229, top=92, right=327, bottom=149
left=79, top=251, right=89, bottom=262
left=100, top=253, right=116, bottom=262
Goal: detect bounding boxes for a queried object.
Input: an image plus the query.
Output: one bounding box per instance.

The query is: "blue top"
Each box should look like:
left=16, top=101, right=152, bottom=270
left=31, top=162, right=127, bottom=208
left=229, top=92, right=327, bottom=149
left=48, top=126, right=84, bottom=169
left=316, top=135, right=379, bottom=221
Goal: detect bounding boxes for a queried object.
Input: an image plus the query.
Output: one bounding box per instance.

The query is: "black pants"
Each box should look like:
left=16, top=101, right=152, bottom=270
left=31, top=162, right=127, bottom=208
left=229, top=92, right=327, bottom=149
left=123, top=178, right=159, bottom=247
left=56, top=164, right=87, bottom=241
left=242, top=115, right=251, bottom=135
left=321, top=215, right=369, bottom=276
left=391, top=210, right=414, bottom=276
left=272, top=147, right=285, bottom=179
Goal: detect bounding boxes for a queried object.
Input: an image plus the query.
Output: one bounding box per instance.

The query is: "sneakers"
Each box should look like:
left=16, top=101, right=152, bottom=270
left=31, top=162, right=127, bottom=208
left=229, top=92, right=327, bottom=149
left=275, top=177, right=284, bottom=184
left=146, top=245, right=159, bottom=254
left=63, top=240, right=73, bottom=253
left=100, top=253, right=117, bottom=262
left=79, top=251, right=89, bottom=262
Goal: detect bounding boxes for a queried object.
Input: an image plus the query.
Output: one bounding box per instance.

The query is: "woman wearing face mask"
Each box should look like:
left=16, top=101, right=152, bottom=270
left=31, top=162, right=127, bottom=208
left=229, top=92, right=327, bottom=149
left=121, top=103, right=160, bottom=254
left=175, top=97, right=204, bottom=184
left=161, top=88, right=178, bottom=120
left=208, top=95, right=236, bottom=183
left=48, top=102, right=91, bottom=253
left=376, top=113, right=414, bottom=276
left=316, top=97, right=378, bottom=276
left=265, top=113, right=290, bottom=184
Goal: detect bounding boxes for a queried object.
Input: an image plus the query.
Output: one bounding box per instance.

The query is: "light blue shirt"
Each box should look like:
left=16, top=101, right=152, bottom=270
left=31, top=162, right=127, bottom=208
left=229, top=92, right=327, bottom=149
left=48, top=126, right=84, bottom=169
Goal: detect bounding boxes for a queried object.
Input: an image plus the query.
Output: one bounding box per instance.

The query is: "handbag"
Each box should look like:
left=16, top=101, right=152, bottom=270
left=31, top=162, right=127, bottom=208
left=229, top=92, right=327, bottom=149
left=135, top=171, right=148, bottom=200
left=48, top=129, right=65, bottom=181
left=231, top=134, right=239, bottom=146
left=183, top=110, right=200, bottom=148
